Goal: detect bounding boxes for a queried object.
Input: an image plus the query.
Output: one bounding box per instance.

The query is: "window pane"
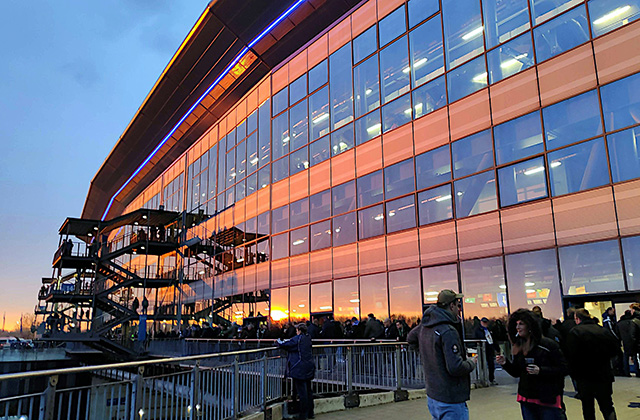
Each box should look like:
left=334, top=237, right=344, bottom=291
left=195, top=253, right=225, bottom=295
left=236, top=140, right=246, bottom=179
left=358, top=204, right=385, bottom=239
left=622, top=235, right=640, bottom=290
left=460, top=256, right=508, bottom=328
left=533, top=5, right=589, bottom=63
left=385, top=158, right=415, bottom=199
left=355, top=110, right=382, bottom=145
left=247, top=132, right=258, bottom=173
left=290, top=284, right=309, bottom=322
left=386, top=195, right=416, bottom=233
left=236, top=179, right=246, bottom=201
left=333, top=212, right=357, bottom=246
left=530, top=0, right=582, bottom=24
left=382, top=93, right=412, bottom=133
left=247, top=110, right=258, bottom=135
left=423, top=264, right=459, bottom=304
left=418, top=184, right=453, bottom=225
left=331, top=123, right=354, bottom=156
left=542, top=90, right=602, bottom=150
left=601, top=72, right=640, bottom=132
left=272, top=157, right=289, bottom=183
left=271, top=233, right=289, bottom=260
left=247, top=172, right=257, bottom=196
left=498, top=157, right=548, bottom=207
left=258, top=211, right=270, bottom=235
left=309, top=86, right=330, bottom=141
left=559, top=240, right=625, bottom=295
left=409, top=0, right=439, bottom=28
left=487, top=32, right=535, bottom=84
left=412, top=75, right=447, bottom=118
left=290, top=99, right=308, bottom=151
left=483, top=0, right=531, bottom=48
left=452, top=129, right=493, bottom=178
left=330, top=43, right=354, bottom=130
left=272, top=111, right=289, bottom=160
left=290, top=145, right=309, bottom=175
left=389, top=268, right=422, bottom=324
left=409, top=16, right=445, bottom=87
left=354, top=55, right=381, bottom=118
left=311, top=282, right=332, bottom=313
left=589, top=0, right=640, bottom=37
left=290, top=197, right=309, bottom=228
left=258, top=99, right=271, bottom=166
left=333, top=181, right=356, bottom=215
left=494, top=111, right=543, bottom=165
left=310, top=189, right=331, bottom=222
left=309, top=136, right=330, bottom=166
left=447, top=55, right=487, bottom=103
left=416, top=144, right=451, bottom=190
left=454, top=170, right=498, bottom=217
left=272, top=205, right=289, bottom=234
left=309, top=59, right=328, bottom=93
left=270, top=287, right=289, bottom=323
left=226, top=148, right=236, bottom=189
left=607, top=126, right=640, bottom=183
left=311, top=220, right=332, bottom=251
left=273, top=87, right=288, bottom=116
left=442, top=0, right=484, bottom=69
left=290, top=75, right=307, bottom=105
left=380, top=37, right=411, bottom=104
left=357, top=170, right=384, bottom=207
left=353, top=25, right=377, bottom=64
left=380, top=6, right=406, bottom=47
left=359, top=273, right=389, bottom=321
left=334, top=277, right=359, bottom=321
left=548, top=138, right=609, bottom=196
left=258, top=165, right=270, bottom=189
left=291, top=227, right=309, bottom=256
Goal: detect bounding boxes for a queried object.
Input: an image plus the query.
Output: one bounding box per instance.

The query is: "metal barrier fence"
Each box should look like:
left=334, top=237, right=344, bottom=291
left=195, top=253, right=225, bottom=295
left=0, top=341, right=488, bottom=420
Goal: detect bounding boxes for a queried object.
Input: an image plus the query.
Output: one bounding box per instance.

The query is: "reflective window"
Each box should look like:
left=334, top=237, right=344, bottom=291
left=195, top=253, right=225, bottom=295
left=273, top=87, right=288, bottom=116
left=385, top=158, right=415, bottom=199
left=290, top=75, right=307, bottom=105
left=487, top=32, right=535, bottom=84
left=386, top=195, right=416, bottom=233
left=247, top=110, right=258, bottom=135
left=498, top=157, right=548, bottom=207
left=332, top=181, right=356, bottom=215
left=447, top=55, right=487, bottom=103
left=334, top=277, right=359, bottom=321
left=272, top=205, right=289, bottom=234
left=382, top=93, right=412, bottom=133
left=258, top=165, right=270, bottom=189
left=227, top=129, right=237, bottom=151
left=309, top=86, right=330, bottom=141
left=494, top=111, right=543, bottom=165
left=543, top=90, right=602, bottom=150
left=290, top=227, right=309, bottom=256
left=236, top=140, right=246, bottom=179
left=258, top=99, right=271, bottom=166
left=412, top=75, right=447, bottom=118
left=357, top=170, right=384, bottom=208
left=416, top=144, right=451, bottom=190
left=409, top=0, right=439, bottom=28
left=460, top=256, right=508, bottom=327
left=272, top=156, right=289, bottom=183
left=290, top=146, right=309, bottom=175
left=418, top=184, right=453, bottom=225
left=309, top=136, right=330, bottom=166
left=247, top=132, right=258, bottom=174
left=452, top=129, right=493, bottom=178
left=247, top=172, right=257, bottom=196
left=601, top=72, right=640, bottom=132
left=359, top=273, right=389, bottom=320
left=358, top=204, right=385, bottom=239
left=589, top=0, right=640, bottom=37
left=505, top=249, right=563, bottom=320
left=442, top=0, right=484, bottom=69
left=355, top=110, right=382, bottom=145
left=380, top=6, right=406, bottom=47
left=272, top=111, right=289, bottom=160
left=534, top=5, right=589, bottom=63
left=409, top=16, right=445, bottom=87
left=309, top=59, right=328, bottom=93
left=289, top=284, right=309, bottom=322
left=290, top=198, right=309, bottom=228
left=226, top=148, right=236, bottom=189
left=607, top=127, right=640, bottom=183
left=331, top=123, right=354, bottom=156
left=389, top=268, right=422, bottom=324
left=333, top=212, right=357, bottom=246
left=257, top=211, right=270, bottom=235
left=310, top=220, right=332, bottom=251
left=559, top=239, right=625, bottom=295
left=548, top=138, right=609, bottom=196
left=483, top=0, right=531, bottom=48
left=270, top=287, right=289, bottom=323
left=622, top=235, right=640, bottom=291
left=530, top=0, right=583, bottom=24
left=354, top=55, right=380, bottom=118
left=310, top=190, right=331, bottom=222
left=330, top=43, right=354, bottom=130
left=454, top=170, right=498, bottom=217
left=422, top=264, right=459, bottom=304
left=311, top=282, right=332, bottom=313
left=290, top=99, right=308, bottom=151
left=353, top=26, right=377, bottom=64
left=380, top=37, right=411, bottom=104
left=236, top=179, right=246, bottom=201
left=271, top=233, right=289, bottom=260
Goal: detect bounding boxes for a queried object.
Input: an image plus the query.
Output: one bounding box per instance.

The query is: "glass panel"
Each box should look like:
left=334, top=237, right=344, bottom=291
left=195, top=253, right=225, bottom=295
left=334, top=277, right=360, bottom=321
left=226, top=148, right=236, bottom=189
left=273, top=87, right=288, bottom=116
left=247, top=110, right=258, bottom=134
left=622, top=235, right=640, bottom=291
left=290, top=227, right=310, bottom=256
left=309, top=86, right=330, bottom=141
left=409, top=0, right=440, bottom=28
left=272, top=205, right=289, bottom=234
left=382, top=93, right=412, bottom=133
left=236, top=179, right=246, bottom=201
left=460, top=257, right=508, bottom=330
left=354, top=55, right=381, bottom=118
left=311, top=220, right=332, bottom=251
left=607, top=126, right=640, bottom=183
left=227, top=129, right=237, bottom=150
left=498, top=157, right=548, bottom=207
left=454, top=170, right=498, bottom=217
left=271, top=157, right=289, bottom=183
left=333, top=181, right=356, bottom=215
left=358, top=204, right=385, bottom=239
left=452, top=129, right=493, bottom=178
left=412, top=75, right=447, bottom=118
left=418, top=184, right=453, bottom=225
left=258, top=99, right=271, bottom=166
left=359, top=273, right=389, bottom=320
left=272, top=111, right=289, bottom=160
left=333, top=212, right=358, bottom=246
left=247, top=132, right=258, bottom=173
left=258, top=211, right=270, bottom=235
left=447, top=55, right=487, bottom=103
left=385, top=158, right=415, bottom=199
left=311, top=282, right=333, bottom=313
left=270, top=287, right=289, bottom=323
left=559, top=239, right=625, bottom=295
left=358, top=170, right=384, bottom=207
left=290, top=99, right=309, bottom=151
left=236, top=140, right=246, bottom=180
left=309, top=136, right=330, bottom=166
left=442, top=0, right=484, bottom=69
left=422, top=264, right=459, bottom=304
left=601, top=72, right=640, bottom=132
left=258, top=165, right=270, bottom=189
left=355, top=110, right=382, bottom=145
left=530, top=0, right=582, bottom=24
left=389, top=268, right=422, bottom=324
left=290, top=75, right=307, bottom=105
left=386, top=195, right=416, bottom=233
left=534, top=5, right=589, bottom=63
left=416, top=144, right=452, bottom=190
left=542, top=90, right=602, bottom=150
left=487, top=32, right=535, bottom=84
left=290, top=284, right=309, bottom=322
left=548, top=138, right=609, bottom=196
left=380, top=6, right=406, bottom=47
left=410, top=16, right=445, bottom=87
left=380, top=36, right=411, bottom=104
left=505, top=249, right=563, bottom=320
left=589, top=0, right=640, bottom=37
left=483, top=0, right=531, bottom=48
left=494, top=111, right=543, bottom=165
left=290, top=145, right=309, bottom=175
left=247, top=172, right=258, bottom=196
left=271, top=233, right=289, bottom=260
left=353, top=25, right=377, bottom=64
left=290, top=197, right=309, bottom=228
left=310, top=189, right=331, bottom=222
left=331, top=123, right=354, bottom=156
left=330, top=43, right=354, bottom=130
left=309, top=59, right=328, bottom=93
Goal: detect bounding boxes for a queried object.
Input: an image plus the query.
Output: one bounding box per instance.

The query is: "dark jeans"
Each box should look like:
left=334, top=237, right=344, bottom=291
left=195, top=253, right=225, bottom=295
left=520, top=402, right=563, bottom=420
left=622, top=350, right=639, bottom=377
left=293, top=378, right=314, bottom=419
left=575, top=380, right=617, bottom=420
left=485, top=345, right=495, bottom=382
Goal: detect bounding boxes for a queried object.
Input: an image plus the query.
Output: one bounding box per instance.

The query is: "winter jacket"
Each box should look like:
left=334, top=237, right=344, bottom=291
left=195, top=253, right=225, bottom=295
left=307, top=322, right=321, bottom=340
left=277, top=333, right=315, bottom=380
left=618, top=314, right=636, bottom=353
left=564, top=319, right=621, bottom=382
left=363, top=318, right=384, bottom=339
left=407, top=306, right=475, bottom=404
left=502, top=337, right=567, bottom=405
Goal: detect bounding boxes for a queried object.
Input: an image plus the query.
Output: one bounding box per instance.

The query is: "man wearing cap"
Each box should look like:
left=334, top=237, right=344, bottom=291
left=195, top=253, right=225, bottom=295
left=474, top=317, right=498, bottom=385
left=408, top=290, right=476, bottom=420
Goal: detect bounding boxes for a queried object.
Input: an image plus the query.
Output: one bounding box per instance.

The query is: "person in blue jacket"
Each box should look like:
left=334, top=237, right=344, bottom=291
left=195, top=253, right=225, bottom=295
left=277, top=323, right=315, bottom=419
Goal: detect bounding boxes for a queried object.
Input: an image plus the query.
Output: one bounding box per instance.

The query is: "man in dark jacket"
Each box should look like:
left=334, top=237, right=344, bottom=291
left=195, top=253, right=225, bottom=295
left=408, top=290, right=476, bottom=420
left=532, top=306, right=562, bottom=344
left=363, top=313, right=384, bottom=339
left=383, top=318, right=398, bottom=340
left=618, top=309, right=638, bottom=377
left=473, top=317, right=497, bottom=384
left=565, top=308, right=621, bottom=420
left=277, top=323, right=315, bottom=420
left=320, top=314, right=343, bottom=339
left=307, top=318, right=321, bottom=340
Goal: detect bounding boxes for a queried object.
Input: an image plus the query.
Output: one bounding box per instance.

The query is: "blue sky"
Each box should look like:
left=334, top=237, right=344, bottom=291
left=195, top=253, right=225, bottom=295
left=0, top=1, right=209, bottom=329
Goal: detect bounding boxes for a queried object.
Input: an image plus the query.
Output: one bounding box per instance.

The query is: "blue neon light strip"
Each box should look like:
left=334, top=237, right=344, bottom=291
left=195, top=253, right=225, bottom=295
left=101, top=0, right=306, bottom=220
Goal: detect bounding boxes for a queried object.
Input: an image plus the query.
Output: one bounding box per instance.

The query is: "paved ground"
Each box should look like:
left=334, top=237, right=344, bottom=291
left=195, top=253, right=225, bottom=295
left=317, top=373, right=640, bottom=419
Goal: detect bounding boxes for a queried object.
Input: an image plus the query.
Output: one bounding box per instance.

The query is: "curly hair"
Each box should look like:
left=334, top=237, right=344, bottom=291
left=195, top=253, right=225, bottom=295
left=507, top=309, right=542, bottom=347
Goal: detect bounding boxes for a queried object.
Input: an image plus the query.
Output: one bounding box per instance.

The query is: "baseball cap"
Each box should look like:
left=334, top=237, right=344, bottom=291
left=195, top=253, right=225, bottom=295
left=437, top=289, right=463, bottom=305
left=480, top=317, right=489, bottom=322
